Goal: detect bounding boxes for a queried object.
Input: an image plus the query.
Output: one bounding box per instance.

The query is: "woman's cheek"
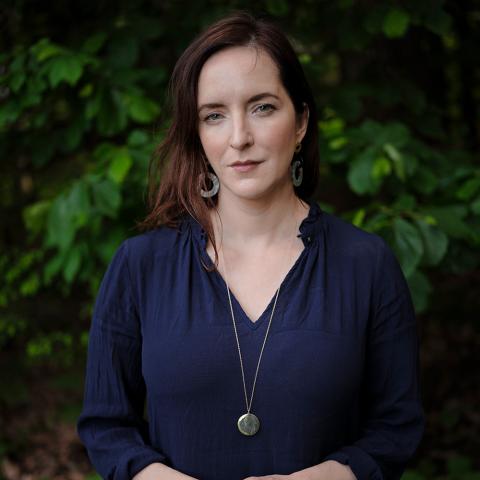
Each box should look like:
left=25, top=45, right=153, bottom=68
left=200, top=130, right=227, bottom=160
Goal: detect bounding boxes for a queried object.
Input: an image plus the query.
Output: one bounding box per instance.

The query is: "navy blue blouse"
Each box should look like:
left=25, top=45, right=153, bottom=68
left=77, top=200, right=424, bottom=480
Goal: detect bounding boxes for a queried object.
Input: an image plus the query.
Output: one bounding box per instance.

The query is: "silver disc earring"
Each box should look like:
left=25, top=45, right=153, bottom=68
left=199, top=172, right=220, bottom=198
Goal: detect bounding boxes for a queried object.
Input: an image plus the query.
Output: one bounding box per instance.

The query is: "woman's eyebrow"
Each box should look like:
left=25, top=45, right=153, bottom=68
left=197, top=92, right=280, bottom=113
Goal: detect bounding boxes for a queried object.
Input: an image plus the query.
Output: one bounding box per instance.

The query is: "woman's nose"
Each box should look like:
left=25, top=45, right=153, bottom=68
left=230, top=115, right=253, bottom=149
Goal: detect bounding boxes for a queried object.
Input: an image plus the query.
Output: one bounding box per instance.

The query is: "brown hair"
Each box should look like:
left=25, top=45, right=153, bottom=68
left=137, top=10, right=320, bottom=270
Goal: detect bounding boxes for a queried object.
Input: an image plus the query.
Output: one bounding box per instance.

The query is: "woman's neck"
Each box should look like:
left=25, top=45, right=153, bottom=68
left=209, top=190, right=309, bottom=250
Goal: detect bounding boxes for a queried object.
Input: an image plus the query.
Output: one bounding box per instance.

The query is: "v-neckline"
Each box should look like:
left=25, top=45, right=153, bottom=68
left=190, top=199, right=321, bottom=331
left=209, top=243, right=310, bottom=330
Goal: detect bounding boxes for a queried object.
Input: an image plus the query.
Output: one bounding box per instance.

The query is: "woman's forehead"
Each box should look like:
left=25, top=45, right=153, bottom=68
left=199, top=46, right=278, bottom=78
left=197, top=47, right=283, bottom=103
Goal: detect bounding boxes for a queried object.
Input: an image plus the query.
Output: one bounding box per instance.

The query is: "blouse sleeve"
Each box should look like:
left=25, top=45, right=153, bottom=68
left=323, top=238, right=425, bottom=480
left=76, top=240, right=167, bottom=480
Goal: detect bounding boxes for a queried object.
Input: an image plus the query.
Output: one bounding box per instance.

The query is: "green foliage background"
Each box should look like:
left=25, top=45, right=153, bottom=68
left=1, top=0, right=479, bottom=478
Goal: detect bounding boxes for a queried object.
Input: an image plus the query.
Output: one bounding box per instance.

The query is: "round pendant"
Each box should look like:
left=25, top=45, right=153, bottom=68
left=237, top=412, right=260, bottom=436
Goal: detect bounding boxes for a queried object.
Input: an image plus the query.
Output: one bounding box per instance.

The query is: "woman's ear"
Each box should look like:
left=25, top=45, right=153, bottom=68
left=296, top=102, right=310, bottom=143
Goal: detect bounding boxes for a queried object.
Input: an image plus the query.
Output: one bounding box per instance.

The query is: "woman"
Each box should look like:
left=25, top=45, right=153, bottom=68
left=77, top=11, right=424, bottom=480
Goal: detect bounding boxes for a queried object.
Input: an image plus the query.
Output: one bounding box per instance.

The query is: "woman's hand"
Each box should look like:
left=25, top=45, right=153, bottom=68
left=243, top=476, right=291, bottom=480
left=243, top=460, right=356, bottom=480
left=292, top=460, right=356, bottom=480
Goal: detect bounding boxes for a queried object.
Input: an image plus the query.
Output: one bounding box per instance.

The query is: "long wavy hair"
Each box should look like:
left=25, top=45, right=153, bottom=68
left=137, top=10, right=320, bottom=270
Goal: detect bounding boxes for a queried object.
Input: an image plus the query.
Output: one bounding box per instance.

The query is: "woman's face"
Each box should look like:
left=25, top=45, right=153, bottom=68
left=197, top=46, right=309, bottom=202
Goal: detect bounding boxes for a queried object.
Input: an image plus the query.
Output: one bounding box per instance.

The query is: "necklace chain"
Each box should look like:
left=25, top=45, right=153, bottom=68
left=219, top=218, right=300, bottom=416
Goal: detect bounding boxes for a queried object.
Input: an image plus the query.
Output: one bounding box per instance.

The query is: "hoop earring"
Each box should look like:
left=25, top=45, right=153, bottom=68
left=291, top=142, right=303, bottom=187
left=199, top=171, right=219, bottom=198
left=291, top=156, right=303, bottom=187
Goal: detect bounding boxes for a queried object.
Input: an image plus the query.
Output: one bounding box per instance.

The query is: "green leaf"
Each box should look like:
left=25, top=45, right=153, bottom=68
left=59, top=115, right=85, bottom=152
left=411, top=166, right=438, bottom=194
left=384, top=144, right=404, bottom=181
left=129, top=148, right=151, bottom=176
left=471, top=195, right=480, bottom=215
left=0, top=101, right=21, bottom=128
left=393, top=218, right=424, bottom=277
left=96, top=230, right=124, bottom=264
left=31, top=38, right=65, bottom=61
left=8, top=50, right=26, bottom=73
left=383, top=143, right=401, bottom=162
left=108, top=149, right=133, bottom=184
left=127, top=129, right=149, bottom=146
left=299, top=53, right=311, bottom=65
left=96, top=89, right=128, bottom=135
left=328, top=137, right=348, bottom=150
left=85, top=89, right=102, bottom=119
left=127, top=95, right=160, bottom=123
left=63, top=246, right=81, bottom=284
left=383, top=8, right=410, bottom=38
left=371, top=156, right=391, bottom=180
left=44, top=251, right=66, bottom=285
left=421, top=205, right=471, bottom=240
left=391, top=152, right=417, bottom=179
left=406, top=271, right=432, bottom=314
left=47, top=55, right=84, bottom=88
left=44, top=182, right=89, bottom=251
left=354, top=119, right=382, bottom=141
left=68, top=181, right=90, bottom=228
left=319, top=117, right=345, bottom=137
left=352, top=208, right=366, bottom=227
left=10, top=72, right=26, bottom=92
left=26, top=335, right=52, bottom=358
left=456, top=177, right=480, bottom=201
left=414, top=218, right=448, bottom=266
left=91, top=179, right=121, bottom=217
left=392, top=194, right=416, bottom=211
left=46, top=195, right=76, bottom=250
left=385, top=123, right=411, bottom=148
left=22, top=200, right=51, bottom=236
left=20, top=273, right=40, bottom=296
left=347, top=148, right=381, bottom=195
left=93, top=142, right=116, bottom=162
left=79, top=83, right=94, bottom=98
left=82, top=32, right=108, bottom=54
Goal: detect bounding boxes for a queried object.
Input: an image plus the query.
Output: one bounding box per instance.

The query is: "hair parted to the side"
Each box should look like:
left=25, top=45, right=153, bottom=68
left=136, top=9, right=320, bottom=270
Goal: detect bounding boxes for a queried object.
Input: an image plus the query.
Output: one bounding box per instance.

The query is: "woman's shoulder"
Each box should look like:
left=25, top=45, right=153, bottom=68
left=120, top=219, right=189, bottom=264
left=127, top=223, right=182, bottom=247
left=319, top=209, right=390, bottom=262
left=319, top=210, right=406, bottom=290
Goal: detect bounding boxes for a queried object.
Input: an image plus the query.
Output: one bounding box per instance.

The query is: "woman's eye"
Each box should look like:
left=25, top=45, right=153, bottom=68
left=255, top=103, right=275, bottom=113
left=204, top=113, right=222, bottom=122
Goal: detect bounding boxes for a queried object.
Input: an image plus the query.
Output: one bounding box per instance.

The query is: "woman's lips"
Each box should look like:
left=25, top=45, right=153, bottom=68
left=231, top=161, right=262, bottom=172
